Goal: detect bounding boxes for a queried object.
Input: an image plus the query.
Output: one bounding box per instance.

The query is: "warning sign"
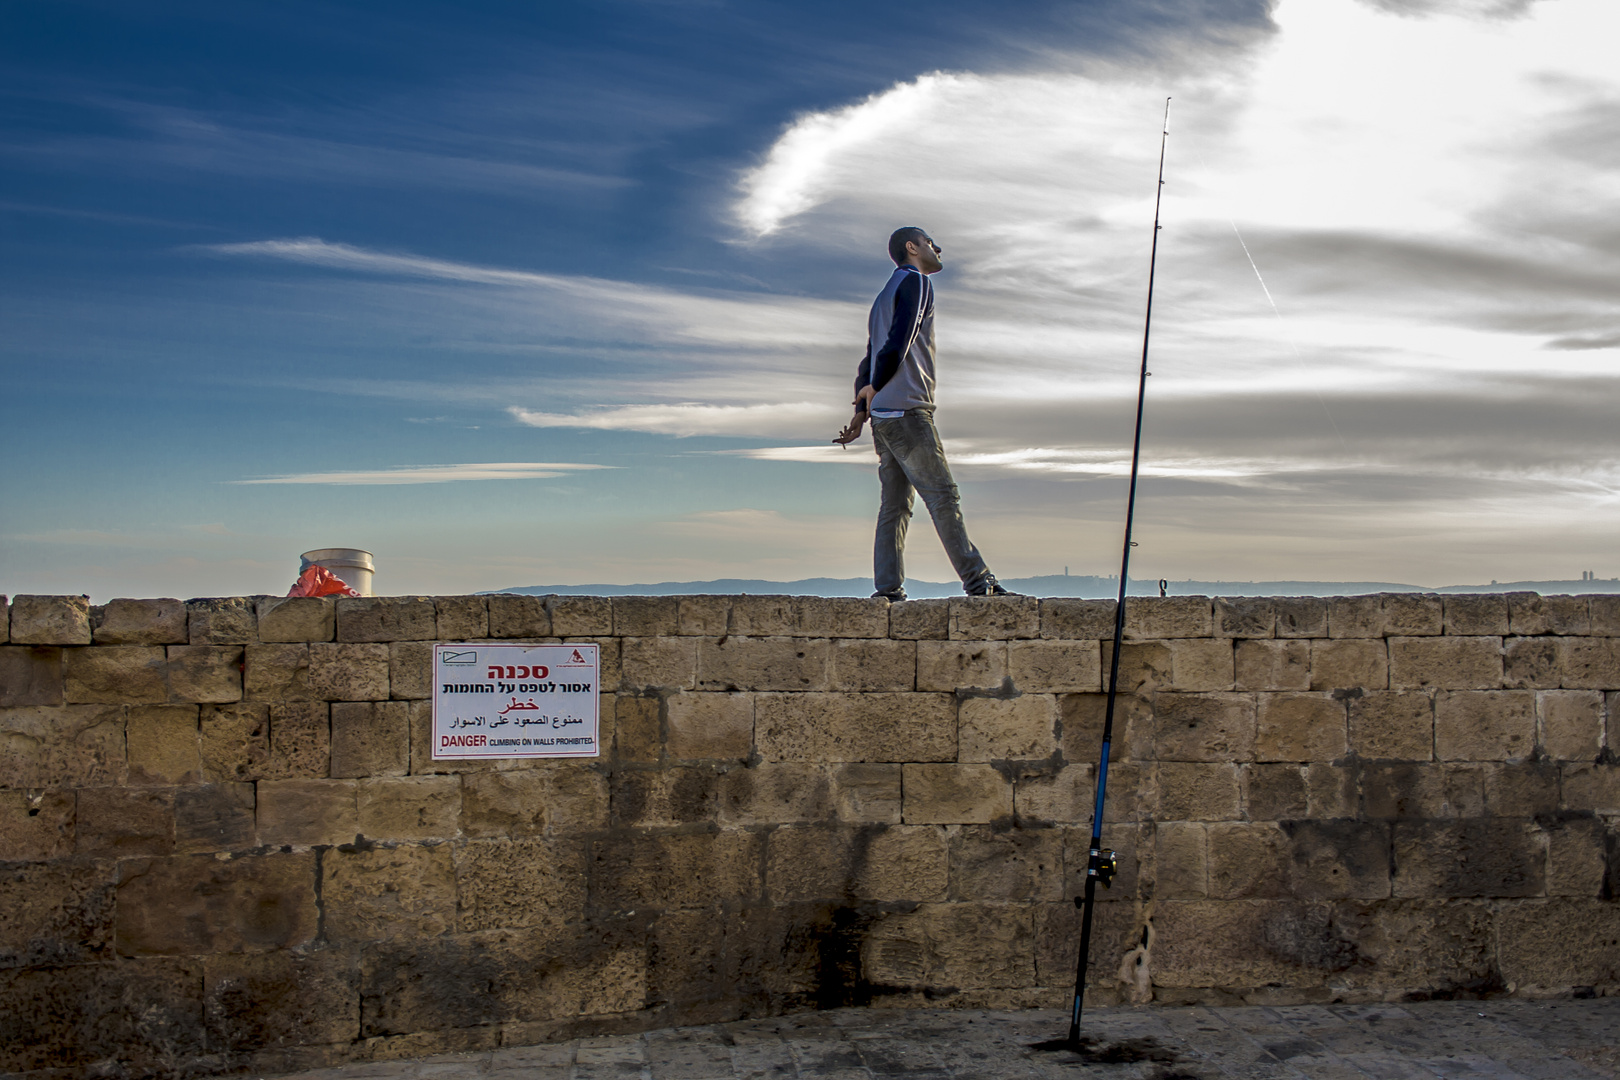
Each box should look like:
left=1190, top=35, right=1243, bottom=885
left=432, top=643, right=600, bottom=759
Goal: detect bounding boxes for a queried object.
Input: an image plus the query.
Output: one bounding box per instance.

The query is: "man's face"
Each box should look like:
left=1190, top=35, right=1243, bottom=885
left=907, top=234, right=943, bottom=274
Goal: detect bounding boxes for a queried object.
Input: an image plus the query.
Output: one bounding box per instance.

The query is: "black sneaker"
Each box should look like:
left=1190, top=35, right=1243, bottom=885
left=967, top=578, right=1018, bottom=597
left=872, top=589, right=907, bottom=602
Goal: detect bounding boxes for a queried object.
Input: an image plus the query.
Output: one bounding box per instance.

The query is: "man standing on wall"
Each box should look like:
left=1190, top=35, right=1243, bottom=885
left=835, top=227, right=1010, bottom=601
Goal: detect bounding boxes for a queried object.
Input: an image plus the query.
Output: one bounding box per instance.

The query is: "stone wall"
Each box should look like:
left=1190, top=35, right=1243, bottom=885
left=2, top=590, right=1618, bottom=1078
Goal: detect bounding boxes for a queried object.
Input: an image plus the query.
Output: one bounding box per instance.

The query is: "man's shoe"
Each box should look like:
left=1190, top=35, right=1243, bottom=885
left=872, top=589, right=907, bottom=602
left=967, top=577, right=1018, bottom=597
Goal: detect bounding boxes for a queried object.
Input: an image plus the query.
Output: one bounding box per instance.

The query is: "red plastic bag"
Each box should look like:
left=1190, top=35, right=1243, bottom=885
left=287, top=564, right=361, bottom=598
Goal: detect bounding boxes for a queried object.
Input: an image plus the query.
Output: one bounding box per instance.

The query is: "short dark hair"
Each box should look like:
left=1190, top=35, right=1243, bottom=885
left=888, top=227, right=929, bottom=266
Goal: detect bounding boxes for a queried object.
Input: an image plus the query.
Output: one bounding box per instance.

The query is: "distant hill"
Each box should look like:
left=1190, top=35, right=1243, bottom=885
left=492, top=574, right=1620, bottom=598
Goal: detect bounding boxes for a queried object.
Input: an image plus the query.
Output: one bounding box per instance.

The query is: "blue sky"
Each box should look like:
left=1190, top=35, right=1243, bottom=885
left=3, top=0, right=1616, bottom=600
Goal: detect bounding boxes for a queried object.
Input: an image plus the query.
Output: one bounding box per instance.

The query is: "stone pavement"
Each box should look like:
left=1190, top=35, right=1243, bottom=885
left=254, top=1000, right=1620, bottom=1080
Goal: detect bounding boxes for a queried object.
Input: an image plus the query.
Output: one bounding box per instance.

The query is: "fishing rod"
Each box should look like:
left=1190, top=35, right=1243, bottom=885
left=1063, top=96, right=1171, bottom=1050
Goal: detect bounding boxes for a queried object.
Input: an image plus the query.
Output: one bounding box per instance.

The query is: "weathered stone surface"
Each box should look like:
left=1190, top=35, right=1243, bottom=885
left=1310, top=639, right=1387, bottom=692
left=243, top=642, right=314, bottom=701
left=0, top=957, right=206, bottom=1073
left=1156, top=762, right=1242, bottom=820
left=901, top=763, right=1010, bottom=824
left=1348, top=691, right=1433, bottom=760
left=0, top=704, right=124, bottom=787
left=1235, top=639, right=1310, bottom=691
left=831, top=762, right=902, bottom=823
left=1510, top=592, right=1591, bottom=637
left=167, top=644, right=244, bottom=703
left=1483, top=761, right=1560, bottom=817
left=324, top=842, right=455, bottom=943
left=621, top=636, right=697, bottom=691
left=331, top=701, right=411, bottom=777
left=716, top=763, right=827, bottom=825
left=1560, top=764, right=1620, bottom=814
left=1243, top=763, right=1306, bottom=821
left=75, top=788, right=174, bottom=857
left=1014, top=763, right=1091, bottom=824
left=1273, top=596, right=1328, bottom=638
left=959, top=694, right=1058, bottom=762
left=357, top=775, right=461, bottom=840
left=1546, top=816, right=1605, bottom=897
left=1215, top=596, right=1275, bottom=639
left=1150, top=900, right=1356, bottom=987
left=675, top=595, right=729, bottom=636
left=1040, top=598, right=1114, bottom=640
left=9, top=595, right=91, bottom=646
left=434, top=595, right=487, bottom=639
left=307, top=642, right=390, bottom=701
left=863, top=903, right=1035, bottom=990
left=1062, top=691, right=1151, bottom=764
left=1168, top=639, right=1235, bottom=691
left=728, top=595, right=889, bottom=638
left=1149, top=693, right=1257, bottom=762
left=1503, top=636, right=1559, bottom=689
left=336, top=596, right=437, bottom=642
left=459, top=767, right=606, bottom=838
left=756, top=692, right=955, bottom=762
left=612, top=694, right=660, bottom=762
left=1381, top=594, right=1442, bottom=637
left=1592, top=594, right=1620, bottom=635
left=615, top=766, right=720, bottom=827
left=666, top=691, right=751, bottom=760
left=950, top=825, right=1063, bottom=901
left=94, top=598, right=187, bottom=645
left=487, top=594, right=552, bottom=638
left=457, top=837, right=587, bottom=930
left=0, top=789, right=75, bottom=861
left=916, top=640, right=1006, bottom=691
left=878, top=598, right=943, bottom=643
left=549, top=595, right=614, bottom=637
left=696, top=636, right=830, bottom=692
left=608, top=595, right=676, bottom=637
left=1207, top=821, right=1289, bottom=899
left=204, top=949, right=360, bottom=1054
left=1359, top=762, right=1465, bottom=820
left=0, top=859, right=116, bottom=968
left=948, top=595, right=1039, bottom=640
left=1006, top=639, right=1100, bottom=694
left=199, top=702, right=270, bottom=783
left=1443, top=593, right=1510, bottom=636
left=1327, top=595, right=1383, bottom=639
left=386, top=639, right=432, bottom=700
left=1390, top=636, right=1504, bottom=690
left=117, top=851, right=317, bottom=954
left=1498, top=899, right=1620, bottom=988
left=0, top=646, right=63, bottom=706
left=1305, top=762, right=1357, bottom=818
left=581, top=635, right=622, bottom=693
left=1393, top=820, right=1545, bottom=898
left=592, top=831, right=761, bottom=911
left=1155, top=821, right=1207, bottom=898
left=256, top=779, right=359, bottom=847
left=1112, top=640, right=1171, bottom=694
left=1256, top=693, right=1346, bottom=762
left=830, top=638, right=915, bottom=692
left=1539, top=690, right=1601, bottom=761
left=1125, top=597, right=1212, bottom=639
left=187, top=597, right=258, bottom=645
left=64, top=645, right=168, bottom=704
left=126, top=704, right=201, bottom=784
left=1435, top=690, right=1536, bottom=761
left=1283, top=820, right=1390, bottom=899
left=174, top=783, right=255, bottom=854
left=256, top=596, right=335, bottom=642
left=1558, top=637, right=1620, bottom=690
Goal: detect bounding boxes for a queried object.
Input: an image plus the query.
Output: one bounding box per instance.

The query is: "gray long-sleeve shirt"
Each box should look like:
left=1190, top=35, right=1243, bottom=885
left=854, top=265, right=935, bottom=413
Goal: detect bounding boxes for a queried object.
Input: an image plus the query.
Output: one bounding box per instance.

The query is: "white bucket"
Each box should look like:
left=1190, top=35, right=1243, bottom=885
left=301, top=548, right=375, bottom=597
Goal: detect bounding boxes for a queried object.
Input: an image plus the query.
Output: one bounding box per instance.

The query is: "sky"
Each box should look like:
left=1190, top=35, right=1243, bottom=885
left=2, top=0, right=1616, bottom=601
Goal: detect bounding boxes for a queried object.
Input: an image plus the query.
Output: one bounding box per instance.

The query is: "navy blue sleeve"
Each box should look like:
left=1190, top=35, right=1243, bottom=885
left=869, top=271, right=923, bottom=393
left=854, top=348, right=872, bottom=397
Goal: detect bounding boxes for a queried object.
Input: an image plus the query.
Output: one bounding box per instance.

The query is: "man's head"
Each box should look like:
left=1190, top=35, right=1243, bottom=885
left=888, top=227, right=943, bottom=274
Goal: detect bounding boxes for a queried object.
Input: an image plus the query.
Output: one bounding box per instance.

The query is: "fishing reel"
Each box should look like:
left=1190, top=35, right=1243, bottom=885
left=1075, top=847, right=1119, bottom=904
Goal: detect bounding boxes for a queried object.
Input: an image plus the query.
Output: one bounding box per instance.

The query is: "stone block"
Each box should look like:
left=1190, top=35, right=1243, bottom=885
left=610, top=596, right=677, bottom=637
left=199, top=702, right=270, bottom=783
left=916, top=639, right=1006, bottom=691
left=1539, top=690, right=1602, bottom=761
left=434, top=595, right=487, bottom=639
left=948, top=595, right=1039, bottom=640
left=1482, top=761, right=1559, bottom=817
left=187, top=597, right=260, bottom=645
left=243, top=642, right=313, bottom=701
left=715, top=762, right=827, bottom=825
left=580, top=635, right=622, bottom=692
left=487, top=594, right=552, bottom=637
left=1503, top=636, right=1559, bottom=689
left=696, top=636, right=830, bottom=692
left=1125, top=596, right=1212, bottom=639
left=255, top=596, right=334, bottom=642
left=1435, top=689, right=1536, bottom=761
left=174, top=783, right=256, bottom=854
left=1559, top=638, right=1620, bottom=690
left=1283, top=820, right=1390, bottom=899
left=960, top=694, right=1057, bottom=762
left=0, top=789, right=75, bottom=860
left=862, top=902, right=1036, bottom=990
left=1392, top=820, right=1545, bottom=898
left=1111, top=640, right=1171, bottom=694
left=1560, top=764, right=1620, bottom=814
left=357, top=775, right=461, bottom=840
left=0, top=860, right=116, bottom=968
left=0, top=704, right=125, bottom=787
left=1014, top=763, right=1090, bottom=824
left=1592, top=595, right=1620, bottom=635
left=0, top=646, right=63, bottom=706
left=1305, top=762, right=1357, bottom=818
left=331, top=701, right=411, bottom=777
left=621, top=636, right=698, bottom=691
left=1062, top=691, right=1151, bottom=764
left=666, top=691, right=752, bottom=760
left=1149, top=693, right=1257, bottom=762
left=1235, top=639, right=1311, bottom=691
left=830, top=638, right=916, bottom=691
left=1443, top=594, right=1508, bottom=636
left=1358, top=761, right=1460, bottom=820
left=64, top=645, right=167, bottom=704
left=591, top=831, right=761, bottom=911
left=1510, top=592, right=1591, bottom=636
left=307, top=642, right=390, bottom=701
left=1498, top=899, right=1620, bottom=988
left=901, top=763, right=1010, bottom=824
left=256, top=779, right=359, bottom=847
left=76, top=788, right=173, bottom=857
left=117, top=851, right=316, bottom=955
left=1273, top=596, right=1328, bottom=638
left=94, top=598, right=187, bottom=645
left=126, top=704, right=201, bottom=784
left=204, top=949, right=360, bottom=1053
left=831, top=763, right=902, bottom=823
left=727, top=595, right=888, bottom=638
left=1207, top=821, right=1289, bottom=899
left=323, top=842, right=456, bottom=945
left=460, top=770, right=544, bottom=837
left=386, top=639, right=431, bottom=701
left=1168, top=638, right=1235, bottom=691
left=1256, top=693, right=1347, bottom=762
left=755, top=692, right=956, bottom=762
left=336, top=596, right=436, bottom=642
left=1039, top=598, right=1114, bottom=640
left=611, top=694, right=660, bottom=762
left=1327, top=595, right=1383, bottom=638
left=1149, top=899, right=1354, bottom=988
left=1348, top=691, right=1434, bottom=760
left=548, top=595, right=613, bottom=637
left=1310, top=638, right=1387, bottom=692
left=675, top=595, right=729, bottom=636
left=762, top=825, right=853, bottom=902
left=1154, top=821, right=1207, bottom=898
left=9, top=595, right=91, bottom=645
left=166, top=644, right=244, bottom=703
left=615, top=766, right=721, bottom=827
left=1546, top=817, right=1606, bottom=897
left=1214, top=596, right=1275, bottom=639
left=1242, top=763, right=1306, bottom=821
left=543, top=766, right=611, bottom=832
left=457, top=837, right=588, bottom=931
left=1382, top=593, right=1442, bottom=636
left=1155, top=761, right=1242, bottom=820
left=949, top=824, right=1063, bottom=901
left=1007, top=639, right=1100, bottom=693
left=888, top=597, right=948, bottom=640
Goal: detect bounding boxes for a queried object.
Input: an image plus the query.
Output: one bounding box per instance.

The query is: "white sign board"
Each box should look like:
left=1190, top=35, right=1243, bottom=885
left=432, top=643, right=601, bottom=759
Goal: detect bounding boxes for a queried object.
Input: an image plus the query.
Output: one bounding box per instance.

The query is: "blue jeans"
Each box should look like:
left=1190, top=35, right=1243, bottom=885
left=872, top=410, right=993, bottom=596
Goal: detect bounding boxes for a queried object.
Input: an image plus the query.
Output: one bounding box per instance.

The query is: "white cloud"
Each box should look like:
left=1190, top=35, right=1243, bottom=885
left=509, top=402, right=841, bottom=438
left=234, top=462, right=612, bottom=485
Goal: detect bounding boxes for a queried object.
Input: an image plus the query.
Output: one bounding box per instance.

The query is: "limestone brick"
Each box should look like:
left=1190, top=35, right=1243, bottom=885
left=307, top=643, right=390, bottom=701
left=1256, top=693, right=1347, bottom=762
left=1167, top=638, right=1235, bottom=691
left=1310, top=638, right=1388, bottom=691
left=127, top=704, right=201, bottom=784
left=1592, top=595, right=1620, bottom=635
left=1347, top=691, right=1434, bottom=760
left=1558, top=638, right=1620, bottom=690
left=901, top=763, right=1010, bottom=824
left=579, top=636, right=622, bottom=693
left=1242, top=763, right=1306, bottom=821
left=610, top=596, right=677, bottom=637
left=1148, top=899, right=1345, bottom=988
left=1040, top=598, right=1114, bottom=640
left=1435, top=690, right=1536, bottom=762
left=862, top=903, right=1036, bottom=990
left=1060, top=691, right=1150, bottom=764
left=0, top=704, right=125, bottom=788
left=64, top=645, right=167, bottom=704
left=1014, top=763, right=1090, bottom=824
left=1125, top=596, right=1212, bottom=639
left=199, top=703, right=270, bottom=783
left=76, top=788, right=174, bottom=857
left=548, top=595, right=614, bottom=637
left=1273, top=596, right=1328, bottom=638
left=1381, top=594, right=1442, bottom=636
left=174, top=783, right=255, bottom=854
left=203, top=948, right=361, bottom=1051
left=1283, top=820, right=1391, bottom=899
left=256, top=779, right=359, bottom=847
left=1392, top=820, right=1545, bottom=898
left=612, top=694, right=660, bottom=762
left=331, top=701, right=411, bottom=778
left=666, top=691, right=751, bottom=760
left=728, top=595, right=888, bottom=638
left=959, top=694, right=1058, bottom=762
left=1498, top=899, right=1620, bottom=988
left=1007, top=639, right=1100, bottom=693
left=434, top=595, right=488, bottom=640
left=676, top=595, right=730, bottom=636
left=696, top=636, right=830, bottom=692
left=542, top=766, right=611, bottom=832
left=356, top=775, right=461, bottom=840
left=244, top=643, right=314, bottom=701
left=614, top=766, right=720, bottom=827
left=949, top=824, right=1063, bottom=901
left=1503, top=636, right=1559, bottom=689
left=621, top=636, right=698, bottom=691
left=0, top=646, right=63, bottom=706
left=115, top=851, right=317, bottom=954
left=1095, top=762, right=1148, bottom=823
left=1509, top=592, right=1591, bottom=636
left=755, top=692, right=955, bottom=763
left=715, top=762, right=827, bottom=825
left=487, top=594, right=552, bottom=638
left=1214, top=596, right=1275, bottom=639
left=1234, top=639, right=1310, bottom=691
left=1482, top=761, right=1559, bottom=817
left=0, top=788, right=75, bottom=860
left=763, top=825, right=853, bottom=902
left=1305, top=762, right=1357, bottom=818
left=1560, top=764, right=1620, bottom=814
left=1149, top=693, right=1257, bottom=762
left=0, top=856, right=111, bottom=967
left=166, top=645, right=244, bottom=704
left=335, top=596, right=435, bottom=643
left=1111, top=640, right=1171, bottom=694
left=1546, top=817, right=1606, bottom=897
left=1154, top=821, right=1207, bottom=898
left=93, top=598, right=187, bottom=645
left=1155, top=762, right=1242, bottom=821
left=1327, top=595, right=1383, bottom=638
left=1443, top=594, right=1509, bottom=636
left=460, top=770, right=544, bottom=837
left=1206, top=821, right=1289, bottom=900
left=255, top=596, right=335, bottom=642
left=456, top=837, right=588, bottom=931
left=187, top=597, right=258, bottom=645
left=830, top=638, right=915, bottom=691
left=1539, top=690, right=1602, bottom=761
left=590, top=831, right=761, bottom=911
left=387, top=640, right=431, bottom=700
left=948, top=595, right=1039, bottom=640
left=831, top=762, right=903, bottom=823
left=916, top=640, right=1006, bottom=691
left=9, top=595, right=91, bottom=645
